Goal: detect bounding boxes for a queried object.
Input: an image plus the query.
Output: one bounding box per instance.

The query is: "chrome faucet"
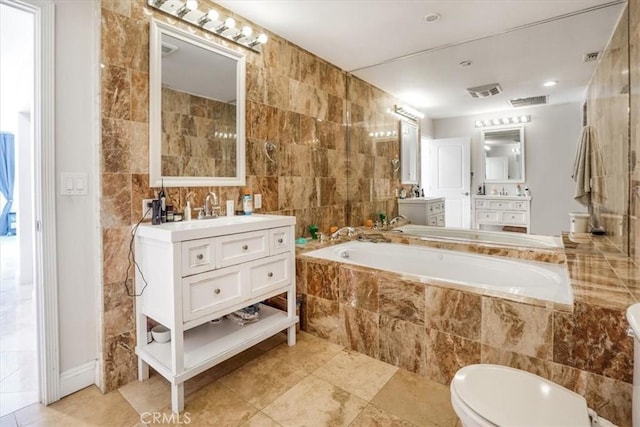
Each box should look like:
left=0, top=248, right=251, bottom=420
left=330, top=226, right=357, bottom=239
left=388, top=215, right=407, bottom=226
left=204, top=192, right=219, bottom=218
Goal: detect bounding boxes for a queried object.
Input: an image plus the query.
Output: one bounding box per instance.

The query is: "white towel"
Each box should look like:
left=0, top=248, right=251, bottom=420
left=572, top=126, right=605, bottom=206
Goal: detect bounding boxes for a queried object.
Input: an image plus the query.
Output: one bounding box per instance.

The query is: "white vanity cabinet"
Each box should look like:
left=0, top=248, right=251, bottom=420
left=473, top=195, right=531, bottom=233
left=398, top=197, right=446, bottom=227
left=134, top=215, right=297, bottom=413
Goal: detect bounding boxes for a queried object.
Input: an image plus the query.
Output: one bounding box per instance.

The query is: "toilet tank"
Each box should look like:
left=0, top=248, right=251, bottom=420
left=625, top=304, right=640, bottom=426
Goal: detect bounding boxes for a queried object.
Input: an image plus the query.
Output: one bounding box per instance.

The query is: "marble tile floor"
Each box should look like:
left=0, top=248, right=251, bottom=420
left=0, top=236, right=38, bottom=417
left=0, top=331, right=460, bottom=427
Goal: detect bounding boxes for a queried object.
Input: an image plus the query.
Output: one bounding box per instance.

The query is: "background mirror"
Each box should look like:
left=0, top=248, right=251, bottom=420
left=149, top=20, right=246, bottom=187
left=482, top=127, right=525, bottom=183
left=400, top=120, right=419, bottom=184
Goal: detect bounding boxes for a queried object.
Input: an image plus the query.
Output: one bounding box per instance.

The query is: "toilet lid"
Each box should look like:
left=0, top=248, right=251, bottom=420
left=451, top=365, right=591, bottom=427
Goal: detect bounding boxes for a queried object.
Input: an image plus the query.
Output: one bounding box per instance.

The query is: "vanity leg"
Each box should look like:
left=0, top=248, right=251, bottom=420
left=287, top=325, right=296, bottom=346
left=171, top=382, right=184, bottom=414
left=138, top=359, right=149, bottom=381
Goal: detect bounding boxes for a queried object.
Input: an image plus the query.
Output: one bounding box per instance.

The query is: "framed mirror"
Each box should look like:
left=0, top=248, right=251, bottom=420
left=149, top=20, right=246, bottom=187
left=400, top=120, right=419, bottom=184
left=482, top=126, right=525, bottom=183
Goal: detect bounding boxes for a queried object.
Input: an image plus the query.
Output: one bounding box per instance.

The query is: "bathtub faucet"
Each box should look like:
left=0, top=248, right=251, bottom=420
left=331, top=226, right=357, bottom=240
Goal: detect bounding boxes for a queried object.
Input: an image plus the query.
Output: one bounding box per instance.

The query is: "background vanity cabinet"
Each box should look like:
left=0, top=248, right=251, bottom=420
left=398, top=197, right=446, bottom=227
left=134, top=215, right=297, bottom=413
left=473, top=195, right=531, bottom=233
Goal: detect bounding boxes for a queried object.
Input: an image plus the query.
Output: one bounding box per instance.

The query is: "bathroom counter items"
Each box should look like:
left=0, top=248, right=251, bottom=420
left=134, top=215, right=298, bottom=413
left=398, top=197, right=445, bottom=227
left=473, top=195, right=531, bottom=233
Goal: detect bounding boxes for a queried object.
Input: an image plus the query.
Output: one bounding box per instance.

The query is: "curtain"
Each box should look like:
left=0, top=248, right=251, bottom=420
left=0, top=132, right=15, bottom=236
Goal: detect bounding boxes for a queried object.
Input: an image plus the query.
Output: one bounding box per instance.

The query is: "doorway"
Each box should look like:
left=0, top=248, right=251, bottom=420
left=0, top=1, right=38, bottom=416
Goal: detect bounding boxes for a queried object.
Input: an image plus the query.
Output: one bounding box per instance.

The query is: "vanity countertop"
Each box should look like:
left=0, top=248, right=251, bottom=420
left=136, top=214, right=295, bottom=242
left=397, top=197, right=443, bottom=203
left=473, top=194, right=532, bottom=201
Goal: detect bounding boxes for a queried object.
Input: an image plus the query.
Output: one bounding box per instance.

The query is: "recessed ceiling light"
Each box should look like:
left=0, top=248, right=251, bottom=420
left=543, top=81, right=558, bottom=87
left=459, top=60, right=472, bottom=67
left=424, top=13, right=441, bottom=23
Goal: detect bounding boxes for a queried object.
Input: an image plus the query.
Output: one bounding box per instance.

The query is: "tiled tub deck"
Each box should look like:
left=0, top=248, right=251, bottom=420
left=296, top=233, right=639, bottom=426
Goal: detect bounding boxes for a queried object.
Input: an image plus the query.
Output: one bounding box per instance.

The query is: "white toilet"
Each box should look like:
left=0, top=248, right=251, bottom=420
left=450, top=303, right=640, bottom=427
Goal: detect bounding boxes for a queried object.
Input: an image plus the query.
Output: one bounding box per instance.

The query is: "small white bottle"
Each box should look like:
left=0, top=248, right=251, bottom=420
left=226, top=200, right=234, bottom=217
left=184, top=201, right=192, bottom=221
left=242, top=189, right=253, bottom=215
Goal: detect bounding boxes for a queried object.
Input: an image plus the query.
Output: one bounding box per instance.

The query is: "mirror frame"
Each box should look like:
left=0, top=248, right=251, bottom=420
left=149, top=19, right=246, bottom=187
left=400, top=119, right=419, bottom=184
left=481, top=126, right=525, bottom=184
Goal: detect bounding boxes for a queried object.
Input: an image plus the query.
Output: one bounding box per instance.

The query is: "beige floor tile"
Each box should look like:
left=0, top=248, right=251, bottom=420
left=312, top=349, right=398, bottom=401
left=262, top=375, right=366, bottom=427
left=371, top=370, right=458, bottom=427
left=118, top=373, right=170, bottom=415
left=242, top=411, right=282, bottom=427
left=182, top=381, right=258, bottom=426
left=218, top=351, right=307, bottom=409
left=350, top=404, right=417, bottom=426
left=14, top=386, right=139, bottom=427
left=268, top=331, right=343, bottom=373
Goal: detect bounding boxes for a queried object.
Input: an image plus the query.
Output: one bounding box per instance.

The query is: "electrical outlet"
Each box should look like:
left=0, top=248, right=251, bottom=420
left=141, top=198, right=154, bottom=220
left=254, top=193, right=262, bottom=210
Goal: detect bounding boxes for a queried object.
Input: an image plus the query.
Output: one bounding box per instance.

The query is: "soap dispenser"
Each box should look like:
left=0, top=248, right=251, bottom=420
left=184, top=201, right=192, bottom=221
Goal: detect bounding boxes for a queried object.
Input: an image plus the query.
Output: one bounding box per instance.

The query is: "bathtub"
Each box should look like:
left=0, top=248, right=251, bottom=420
left=304, top=241, right=572, bottom=305
left=393, top=224, right=563, bottom=249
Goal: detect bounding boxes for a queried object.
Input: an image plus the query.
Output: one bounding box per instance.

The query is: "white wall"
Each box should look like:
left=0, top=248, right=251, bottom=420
left=433, top=103, right=585, bottom=235
left=54, top=0, right=100, bottom=389
left=18, top=111, right=34, bottom=284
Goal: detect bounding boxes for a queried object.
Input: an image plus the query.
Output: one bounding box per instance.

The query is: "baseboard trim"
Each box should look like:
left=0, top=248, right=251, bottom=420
left=59, top=360, right=96, bottom=397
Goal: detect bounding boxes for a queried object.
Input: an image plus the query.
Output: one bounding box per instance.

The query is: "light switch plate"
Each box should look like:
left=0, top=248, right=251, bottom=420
left=254, top=193, right=262, bottom=210
left=60, top=173, right=88, bottom=195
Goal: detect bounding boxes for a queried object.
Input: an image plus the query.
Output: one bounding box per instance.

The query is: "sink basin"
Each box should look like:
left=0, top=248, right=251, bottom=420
left=136, top=214, right=295, bottom=242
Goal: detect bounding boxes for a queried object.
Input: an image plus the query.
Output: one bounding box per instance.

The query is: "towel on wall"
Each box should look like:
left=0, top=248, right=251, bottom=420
left=572, top=125, right=605, bottom=207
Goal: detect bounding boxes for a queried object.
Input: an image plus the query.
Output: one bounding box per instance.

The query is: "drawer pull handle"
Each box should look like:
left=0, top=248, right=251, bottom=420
left=196, top=254, right=204, bottom=260
left=267, top=272, right=274, bottom=278
left=214, top=288, right=221, bottom=295
left=277, top=238, right=283, bottom=244
left=242, top=245, right=249, bottom=250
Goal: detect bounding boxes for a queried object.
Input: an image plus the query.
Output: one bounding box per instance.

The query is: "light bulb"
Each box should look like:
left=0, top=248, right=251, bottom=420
left=224, top=17, right=236, bottom=29
left=185, top=0, right=197, bottom=10
left=241, top=26, right=252, bottom=37
left=206, top=9, right=219, bottom=21
left=520, top=115, right=528, bottom=122
left=257, top=33, right=268, bottom=44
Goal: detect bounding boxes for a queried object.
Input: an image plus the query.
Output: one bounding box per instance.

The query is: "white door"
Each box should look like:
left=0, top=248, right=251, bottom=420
left=422, top=137, right=471, bottom=228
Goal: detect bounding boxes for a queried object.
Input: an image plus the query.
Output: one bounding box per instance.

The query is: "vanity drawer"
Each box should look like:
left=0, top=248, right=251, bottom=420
left=514, top=201, right=528, bottom=211
left=181, top=238, right=216, bottom=277
left=476, top=211, right=500, bottom=223
left=248, top=254, right=290, bottom=297
left=487, top=200, right=514, bottom=211
left=269, top=227, right=292, bottom=255
left=427, top=215, right=438, bottom=226
left=436, top=214, right=445, bottom=227
left=217, top=230, right=269, bottom=267
left=476, top=200, right=487, bottom=209
left=501, top=212, right=527, bottom=225
left=182, top=266, right=243, bottom=322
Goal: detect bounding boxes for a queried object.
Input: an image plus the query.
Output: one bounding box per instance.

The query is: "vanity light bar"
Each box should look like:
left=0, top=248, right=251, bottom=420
left=475, top=115, right=530, bottom=128
left=393, top=104, right=425, bottom=120
left=147, top=0, right=268, bottom=52
left=368, top=130, right=398, bottom=139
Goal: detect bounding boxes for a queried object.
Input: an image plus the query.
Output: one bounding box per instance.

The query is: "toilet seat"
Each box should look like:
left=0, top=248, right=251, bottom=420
left=451, top=364, right=592, bottom=427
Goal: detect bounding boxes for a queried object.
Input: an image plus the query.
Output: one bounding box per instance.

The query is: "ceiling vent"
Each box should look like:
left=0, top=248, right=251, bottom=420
left=582, top=51, right=600, bottom=63
left=467, top=83, right=502, bottom=98
left=161, top=42, right=178, bottom=57
left=509, top=95, right=548, bottom=108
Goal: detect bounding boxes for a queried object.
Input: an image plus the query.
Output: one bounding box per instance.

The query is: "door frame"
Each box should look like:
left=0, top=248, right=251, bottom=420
left=3, top=0, right=60, bottom=405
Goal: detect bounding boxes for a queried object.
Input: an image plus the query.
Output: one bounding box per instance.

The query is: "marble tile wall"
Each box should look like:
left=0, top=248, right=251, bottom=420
left=297, top=233, right=640, bottom=426
left=161, top=88, right=237, bottom=177
left=586, top=5, right=635, bottom=262
left=99, top=0, right=404, bottom=392
left=630, top=0, right=639, bottom=263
